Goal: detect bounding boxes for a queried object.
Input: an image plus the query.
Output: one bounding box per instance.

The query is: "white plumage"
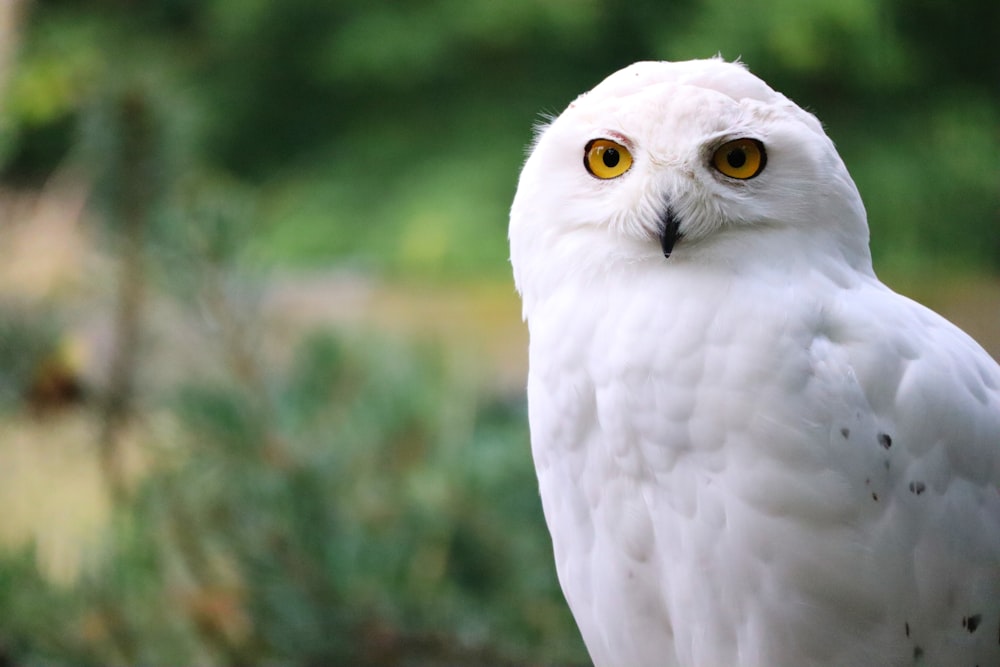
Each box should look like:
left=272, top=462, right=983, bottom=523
left=509, top=58, right=1000, bottom=667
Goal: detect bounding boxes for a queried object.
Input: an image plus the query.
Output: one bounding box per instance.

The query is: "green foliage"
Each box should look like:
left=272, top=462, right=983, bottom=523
left=0, top=330, right=585, bottom=666
left=2, top=0, right=996, bottom=276
left=0, top=546, right=92, bottom=665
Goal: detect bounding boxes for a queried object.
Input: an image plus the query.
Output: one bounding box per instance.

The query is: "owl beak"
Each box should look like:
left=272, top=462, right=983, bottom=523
left=659, top=210, right=681, bottom=258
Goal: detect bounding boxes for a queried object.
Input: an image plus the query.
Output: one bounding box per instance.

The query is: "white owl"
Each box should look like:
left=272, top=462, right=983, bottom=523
left=509, top=58, right=1000, bottom=667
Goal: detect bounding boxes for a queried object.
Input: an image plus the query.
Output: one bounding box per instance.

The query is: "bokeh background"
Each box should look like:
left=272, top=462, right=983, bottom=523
left=0, top=1, right=997, bottom=665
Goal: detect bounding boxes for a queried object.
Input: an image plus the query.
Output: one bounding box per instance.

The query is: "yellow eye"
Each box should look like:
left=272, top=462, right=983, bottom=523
left=584, top=138, right=633, bottom=179
left=712, top=138, right=766, bottom=179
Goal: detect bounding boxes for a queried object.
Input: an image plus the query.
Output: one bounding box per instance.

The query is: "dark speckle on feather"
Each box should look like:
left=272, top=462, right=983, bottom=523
left=963, top=614, right=982, bottom=633
left=840, top=427, right=850, bottom=439
left=878, top=432, right=893, bottom=449
left=909, top=481, right=926, bottom=495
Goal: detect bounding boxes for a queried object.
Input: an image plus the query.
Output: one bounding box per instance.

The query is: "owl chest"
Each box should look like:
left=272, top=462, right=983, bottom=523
left=528, top=288, right=811, bottom=553
left=527, top=282, right=880, bottom=664
left=528, top=279, right=819, bottom=469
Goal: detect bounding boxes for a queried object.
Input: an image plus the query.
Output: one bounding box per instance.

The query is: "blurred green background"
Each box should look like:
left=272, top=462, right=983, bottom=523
left=0, top=1, right=997, bottom=665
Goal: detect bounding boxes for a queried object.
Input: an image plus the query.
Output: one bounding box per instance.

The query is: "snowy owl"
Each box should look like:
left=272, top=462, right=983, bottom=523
left=509, top=58, right=1000, bottom=667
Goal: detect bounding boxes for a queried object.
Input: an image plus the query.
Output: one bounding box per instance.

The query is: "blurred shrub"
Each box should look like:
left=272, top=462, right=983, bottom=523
left=0, top=330, right=586, bottom=666
left=0, top=546, right=91, bottom=665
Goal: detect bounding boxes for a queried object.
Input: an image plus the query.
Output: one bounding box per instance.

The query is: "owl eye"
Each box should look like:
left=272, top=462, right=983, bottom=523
left=584, top=138, right=633, bottom=179
left=712, top=138, right=766, bottom=179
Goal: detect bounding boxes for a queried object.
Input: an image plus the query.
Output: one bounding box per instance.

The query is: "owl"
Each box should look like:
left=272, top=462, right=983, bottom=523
left=509, top=58, right=1000, bottom=667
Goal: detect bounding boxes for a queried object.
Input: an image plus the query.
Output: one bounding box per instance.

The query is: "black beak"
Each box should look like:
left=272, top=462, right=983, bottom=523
left=659, top=209, right=681, bottom=258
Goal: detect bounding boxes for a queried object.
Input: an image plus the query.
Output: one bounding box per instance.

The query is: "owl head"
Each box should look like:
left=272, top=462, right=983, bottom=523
left=509, top=58, right=872, bottom=310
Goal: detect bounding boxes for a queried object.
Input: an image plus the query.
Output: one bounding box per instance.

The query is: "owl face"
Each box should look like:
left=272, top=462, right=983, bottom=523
left=509, top=59, right=869, bottom=303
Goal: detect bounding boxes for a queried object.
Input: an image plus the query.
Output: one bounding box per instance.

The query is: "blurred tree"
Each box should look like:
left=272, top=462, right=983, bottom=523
left=1, top=0, right=997, bottom=274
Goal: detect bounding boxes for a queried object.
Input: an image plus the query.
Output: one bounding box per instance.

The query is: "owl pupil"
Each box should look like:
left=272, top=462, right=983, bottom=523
left=602, top=148, right=620, bottom=168
left=727, top=149, right=747, bottom=169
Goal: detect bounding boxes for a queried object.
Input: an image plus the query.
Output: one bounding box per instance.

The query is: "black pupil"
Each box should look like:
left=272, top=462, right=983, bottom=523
left=727, top=148, right=747, bottom=169
left=602, top=148, right=620, bottom=168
